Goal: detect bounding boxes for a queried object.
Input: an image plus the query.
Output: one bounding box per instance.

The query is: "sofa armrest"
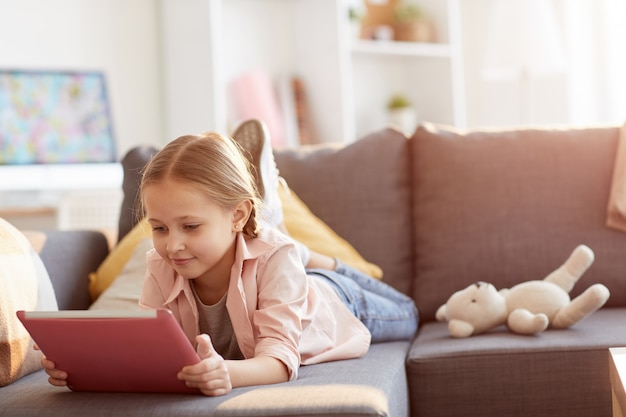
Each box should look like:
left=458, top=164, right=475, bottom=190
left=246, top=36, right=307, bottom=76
left=39, top=230, right=110, bottom=310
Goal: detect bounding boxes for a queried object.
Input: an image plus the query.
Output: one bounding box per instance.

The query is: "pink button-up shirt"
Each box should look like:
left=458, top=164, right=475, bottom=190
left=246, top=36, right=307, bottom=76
left=139, top=227, right=371, bottom=380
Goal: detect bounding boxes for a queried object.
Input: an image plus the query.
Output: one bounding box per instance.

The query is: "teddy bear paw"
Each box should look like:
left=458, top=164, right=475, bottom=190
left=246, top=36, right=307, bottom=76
left=507, top=309, right=549, bottom=335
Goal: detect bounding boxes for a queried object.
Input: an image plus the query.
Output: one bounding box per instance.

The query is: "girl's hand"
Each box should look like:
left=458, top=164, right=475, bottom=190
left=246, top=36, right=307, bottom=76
left=34, top=345, right=68, bottom=387
left=178, top=334, right=232, bottom=396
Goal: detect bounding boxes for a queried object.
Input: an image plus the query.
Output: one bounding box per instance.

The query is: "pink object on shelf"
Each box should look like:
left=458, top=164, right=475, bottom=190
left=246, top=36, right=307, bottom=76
left=230, top=70, right=285, bottom=147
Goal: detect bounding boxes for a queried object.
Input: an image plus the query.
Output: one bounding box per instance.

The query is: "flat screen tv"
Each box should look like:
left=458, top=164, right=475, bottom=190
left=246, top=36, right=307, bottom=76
left=0, top=69, right=116, bottom=165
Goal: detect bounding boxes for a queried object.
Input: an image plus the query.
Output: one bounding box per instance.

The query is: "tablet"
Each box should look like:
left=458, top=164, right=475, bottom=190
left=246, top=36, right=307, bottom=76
left=16, top=309, right=200, bottom=394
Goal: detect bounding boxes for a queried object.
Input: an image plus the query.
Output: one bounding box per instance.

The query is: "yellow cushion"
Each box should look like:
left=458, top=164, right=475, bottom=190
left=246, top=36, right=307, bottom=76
left=88, top=218, right=151, bottom=301
left=278, top=185, right=383, bottom=279
left=88, top=187, right=384, bottom=301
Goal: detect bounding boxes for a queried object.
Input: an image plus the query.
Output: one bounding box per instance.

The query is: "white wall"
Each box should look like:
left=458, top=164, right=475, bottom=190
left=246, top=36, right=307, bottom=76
left=0, top=0, right=165, bottom=159
left=159, top=0, right=219, bottom=142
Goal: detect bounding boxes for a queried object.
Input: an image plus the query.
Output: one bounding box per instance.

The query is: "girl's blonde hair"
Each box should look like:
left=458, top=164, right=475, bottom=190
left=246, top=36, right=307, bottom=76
left=139, top=132, right=262, bottom=237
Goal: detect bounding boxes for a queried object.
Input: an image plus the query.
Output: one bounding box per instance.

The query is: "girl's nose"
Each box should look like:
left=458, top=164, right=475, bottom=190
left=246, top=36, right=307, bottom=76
left=166, top=234, right=185, bottom=253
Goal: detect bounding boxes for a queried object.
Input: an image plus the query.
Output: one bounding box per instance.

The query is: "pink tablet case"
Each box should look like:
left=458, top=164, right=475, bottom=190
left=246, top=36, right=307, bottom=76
left=17, top=309, right=200, bottom=394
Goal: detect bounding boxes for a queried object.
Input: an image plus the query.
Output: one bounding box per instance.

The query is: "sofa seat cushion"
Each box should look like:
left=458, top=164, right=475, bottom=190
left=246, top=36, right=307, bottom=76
left=407, top=308, right=626, bottom=417
left=411, top=123, right=626, bottom=322
left=0, top=341, right=410, bottom=417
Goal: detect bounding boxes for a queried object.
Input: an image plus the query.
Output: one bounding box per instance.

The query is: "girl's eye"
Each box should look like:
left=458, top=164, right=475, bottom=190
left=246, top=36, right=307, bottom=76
left=184, top=224, right=200, bottom=231
left=151, top=226, right=166, bottom=233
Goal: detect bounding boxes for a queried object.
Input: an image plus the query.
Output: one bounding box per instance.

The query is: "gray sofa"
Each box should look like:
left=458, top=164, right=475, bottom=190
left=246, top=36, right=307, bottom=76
left=2, top=122, right=626, bottom=417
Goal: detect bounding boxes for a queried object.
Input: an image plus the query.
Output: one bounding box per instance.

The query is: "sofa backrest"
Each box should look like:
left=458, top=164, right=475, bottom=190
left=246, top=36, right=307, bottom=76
left=118, top=145, right=159, bottom=241
left=275, top=128, right=414, bottom=296
left=411, top=122, right=626, bottom=322
left=119, top=123, right=626, bottom=324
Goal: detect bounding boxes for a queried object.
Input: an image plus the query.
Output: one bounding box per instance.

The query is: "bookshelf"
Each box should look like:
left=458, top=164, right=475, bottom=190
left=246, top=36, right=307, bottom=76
left=159, top=0, right=466, bottom=144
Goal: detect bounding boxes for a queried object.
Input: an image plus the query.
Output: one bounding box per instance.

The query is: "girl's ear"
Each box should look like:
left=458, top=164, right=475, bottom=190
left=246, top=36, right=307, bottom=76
left=232, top=199, right=252, bottom=229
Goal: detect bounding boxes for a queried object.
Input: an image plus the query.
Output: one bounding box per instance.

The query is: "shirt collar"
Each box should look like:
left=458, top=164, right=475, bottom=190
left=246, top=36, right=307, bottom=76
left=234, top=229, right=276, bottom=263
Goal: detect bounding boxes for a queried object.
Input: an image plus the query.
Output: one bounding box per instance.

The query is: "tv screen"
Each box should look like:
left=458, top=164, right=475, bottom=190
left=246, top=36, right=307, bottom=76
left=0, top=69, right=116, bottom=165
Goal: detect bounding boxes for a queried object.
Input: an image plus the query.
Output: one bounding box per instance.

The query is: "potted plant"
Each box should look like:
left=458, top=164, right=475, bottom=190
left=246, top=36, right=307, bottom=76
left=393, top=1, right=435, bottom=42
left=387, top=93, right=417, bottom=135
left=348, top=6, right=363, bottom=40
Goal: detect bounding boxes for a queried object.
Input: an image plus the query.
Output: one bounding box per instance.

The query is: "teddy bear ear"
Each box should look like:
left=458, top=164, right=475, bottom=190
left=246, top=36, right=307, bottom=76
left=449, top=319, right=475, bottom=338
left=435, top=305, right=447, bottom=321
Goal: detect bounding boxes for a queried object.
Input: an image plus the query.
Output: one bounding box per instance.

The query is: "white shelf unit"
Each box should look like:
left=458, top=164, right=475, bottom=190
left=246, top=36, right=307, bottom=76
left=56, top=188, right=123, bottom=231
left=159, top=0, right=465, bottom=144
left=0, top=163, right=123, bottom=231
left=348, top=0, right=466, bottom=137
left=350, top=40, right=452, bottom=57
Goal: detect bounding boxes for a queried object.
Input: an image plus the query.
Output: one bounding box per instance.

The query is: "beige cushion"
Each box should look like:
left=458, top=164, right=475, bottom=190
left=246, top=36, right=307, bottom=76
left=89, top=237, right=153, bottom=311
left=411, top=123, right=626, bottom=321
left=0, top=218, right=58, bottom=386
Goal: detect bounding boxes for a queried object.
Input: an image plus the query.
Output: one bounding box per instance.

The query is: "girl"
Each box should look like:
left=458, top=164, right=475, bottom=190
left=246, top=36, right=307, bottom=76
left=41, top=132, right=417, bottom=396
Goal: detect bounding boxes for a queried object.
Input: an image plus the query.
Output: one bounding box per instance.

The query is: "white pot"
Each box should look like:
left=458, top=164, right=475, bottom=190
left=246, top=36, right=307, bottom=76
left=350, top=21, right=361, bottom=41
left=388, top=107, right=417, bottom=136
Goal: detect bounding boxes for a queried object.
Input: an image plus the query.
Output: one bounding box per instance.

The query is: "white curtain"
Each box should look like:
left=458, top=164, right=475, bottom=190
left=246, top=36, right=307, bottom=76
left=478, top=0, right=626, bottom=127
left=562, top=0, right=626, bottom=125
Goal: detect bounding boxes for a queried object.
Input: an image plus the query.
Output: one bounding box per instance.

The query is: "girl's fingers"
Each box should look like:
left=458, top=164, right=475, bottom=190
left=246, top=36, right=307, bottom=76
left=47, top=376, right=69, bottom=387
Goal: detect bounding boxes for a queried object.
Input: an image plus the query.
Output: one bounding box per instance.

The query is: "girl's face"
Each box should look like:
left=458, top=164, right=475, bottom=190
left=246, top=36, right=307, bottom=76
left=142, top=179, right=242, bottom=284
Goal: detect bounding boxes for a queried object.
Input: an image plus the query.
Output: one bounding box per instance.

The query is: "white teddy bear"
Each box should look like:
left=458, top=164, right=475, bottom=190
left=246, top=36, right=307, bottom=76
left=435, top=245, right=610, bottom=338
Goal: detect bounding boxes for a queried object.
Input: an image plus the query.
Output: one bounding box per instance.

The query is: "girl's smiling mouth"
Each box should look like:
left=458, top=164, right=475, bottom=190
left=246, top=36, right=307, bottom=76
left=171, top=257, right=193, bottom=266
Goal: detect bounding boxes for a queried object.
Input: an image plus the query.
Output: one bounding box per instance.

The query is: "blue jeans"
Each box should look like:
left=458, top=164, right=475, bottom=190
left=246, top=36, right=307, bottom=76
left=307, top=260, right=419, bottom=343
